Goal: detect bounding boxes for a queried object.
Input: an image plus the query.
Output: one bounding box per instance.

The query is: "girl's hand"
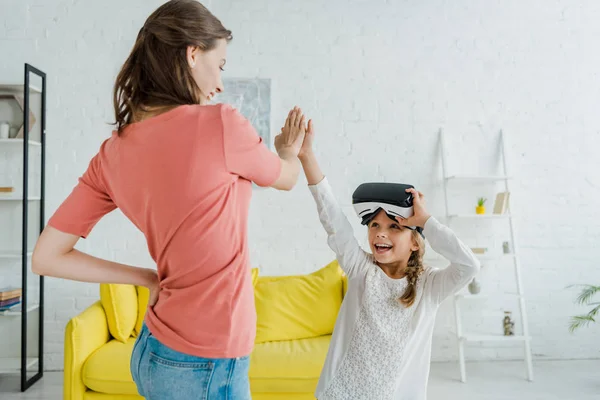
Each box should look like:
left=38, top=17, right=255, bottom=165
left=298, top=119, right=314, bottom=159
left=396, top=188, right=431, bottom=228
left=275, top=106, right=306, bottom=158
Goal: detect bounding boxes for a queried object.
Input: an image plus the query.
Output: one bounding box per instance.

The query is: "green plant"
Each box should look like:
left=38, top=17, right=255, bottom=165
left=477, top=197, right=487, bottom=207
left=568, top=284, right=600, bottom=333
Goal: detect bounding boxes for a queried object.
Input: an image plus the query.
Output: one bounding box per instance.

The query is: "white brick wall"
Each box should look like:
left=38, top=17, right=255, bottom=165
left=1, top=0, right=599, bottom=371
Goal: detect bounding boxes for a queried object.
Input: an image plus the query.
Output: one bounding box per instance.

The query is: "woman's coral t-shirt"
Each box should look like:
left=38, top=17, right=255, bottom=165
left=48, top=104, right=281, bottom=358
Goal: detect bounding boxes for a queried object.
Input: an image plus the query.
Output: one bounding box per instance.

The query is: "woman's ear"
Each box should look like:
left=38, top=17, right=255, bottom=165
left=186, top=45, right=198, bottom=68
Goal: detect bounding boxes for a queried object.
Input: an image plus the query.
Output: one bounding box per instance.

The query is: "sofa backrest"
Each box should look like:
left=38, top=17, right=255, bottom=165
left=100, top=260, right=347, bottom=343
left=253, top=260, right=345, bottom=344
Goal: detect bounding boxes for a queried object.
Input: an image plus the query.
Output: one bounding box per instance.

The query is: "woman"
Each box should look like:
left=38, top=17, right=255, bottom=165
left=31, top=1, right=307, bottom=398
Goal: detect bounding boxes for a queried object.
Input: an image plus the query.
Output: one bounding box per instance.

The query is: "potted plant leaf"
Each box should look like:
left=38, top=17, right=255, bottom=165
left=476, top=197, right=487, bottom=215
left=568, top=284, right=600, bottom=332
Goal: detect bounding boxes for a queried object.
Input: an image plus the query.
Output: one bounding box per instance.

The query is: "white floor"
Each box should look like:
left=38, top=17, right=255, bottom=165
left=0, top=359, right=598, bottom=399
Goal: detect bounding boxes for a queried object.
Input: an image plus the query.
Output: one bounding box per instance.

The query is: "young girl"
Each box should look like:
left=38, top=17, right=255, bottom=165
left=296, top=118, right=480, bottom=400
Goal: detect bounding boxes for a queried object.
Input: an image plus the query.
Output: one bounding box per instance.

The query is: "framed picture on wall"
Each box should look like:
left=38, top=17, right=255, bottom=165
left=214, top=78, right=272, bottom=147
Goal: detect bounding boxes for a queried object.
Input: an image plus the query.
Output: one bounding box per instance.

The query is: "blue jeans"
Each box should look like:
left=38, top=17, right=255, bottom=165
left=131, top=323, right=251, bottom=399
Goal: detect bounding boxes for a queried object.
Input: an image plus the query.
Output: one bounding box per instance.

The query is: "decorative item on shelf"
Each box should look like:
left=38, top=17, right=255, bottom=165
left=0, top=94, right=36, bottom=138
left=502, top=241, right=511, bottom=254
left=503, top=311, right=515, bottom=336
left=471, top=247, right=487, bottom=255
left=476, top=197, right=487, bottom=214
left=493, top=191, right=510, bottom=214
left=0, top=121, right=10, bottom=139
left=468, top=278, right=481, bottom=295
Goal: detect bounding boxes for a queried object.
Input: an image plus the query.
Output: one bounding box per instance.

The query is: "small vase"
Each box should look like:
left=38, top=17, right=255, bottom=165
left=476, top=206, right=486, bottom=214
left=0, top=122, right=9, bottom=139
left=468, top=278, right=481, bottom=295
left=503, top=311, right=515, bottom=336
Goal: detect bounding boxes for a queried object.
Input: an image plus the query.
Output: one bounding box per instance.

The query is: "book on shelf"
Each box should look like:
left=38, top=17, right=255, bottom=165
left=0, top=302, right=20, bottom=312
left=0, top=297, right=20, bottom=308
left=493, top=192, right=510, bottom=214
left=0, top=286, right=23, bottom=301
left=0, top=287, right=22, bottom=311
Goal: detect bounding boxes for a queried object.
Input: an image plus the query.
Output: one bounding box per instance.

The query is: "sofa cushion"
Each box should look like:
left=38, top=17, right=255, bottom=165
left=254, top=261, right=343, bottom=344
left=100, top=284, right=138, bottom=343
left=83, top=393, right=142, bottom=400
left=83, top=338, right=138, bottom=395
left=133, top=286, right=149, bottom=337
left=249, top=335, right=331, bottom=393
left=250, top=395, right=315, bottom=400
left=84, top=393, right=142, bottom=400
left=83, top=330, right=328, bottom=396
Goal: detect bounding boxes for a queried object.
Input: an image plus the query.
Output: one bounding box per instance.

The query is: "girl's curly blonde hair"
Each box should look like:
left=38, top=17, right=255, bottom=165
left=398, top=230, right=425, bottom=307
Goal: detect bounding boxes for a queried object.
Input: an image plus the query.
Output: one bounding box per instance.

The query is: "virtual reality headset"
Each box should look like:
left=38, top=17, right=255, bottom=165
left=352, top=182, right=424, bottom=237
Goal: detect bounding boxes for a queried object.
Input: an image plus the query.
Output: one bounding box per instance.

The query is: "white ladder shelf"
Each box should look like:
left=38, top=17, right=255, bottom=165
left=438, top=129, right=534, bottom=383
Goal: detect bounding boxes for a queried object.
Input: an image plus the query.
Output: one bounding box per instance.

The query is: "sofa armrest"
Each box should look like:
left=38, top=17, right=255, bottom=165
left=64, top=300, right=111, bottom=400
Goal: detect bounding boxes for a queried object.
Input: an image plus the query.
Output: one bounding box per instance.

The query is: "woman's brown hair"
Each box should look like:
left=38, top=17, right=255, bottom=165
left=112, top=0, right=232, bottom=133
left=398, top=230, right=425, bottom=307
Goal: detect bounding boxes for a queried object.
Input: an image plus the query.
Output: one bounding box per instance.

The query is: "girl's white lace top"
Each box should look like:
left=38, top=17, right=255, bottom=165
left=310, top=177, right=480, bottom=400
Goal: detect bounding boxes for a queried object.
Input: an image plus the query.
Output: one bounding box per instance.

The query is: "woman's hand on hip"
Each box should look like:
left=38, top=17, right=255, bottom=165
left=143, top=269, right=160, bottom=307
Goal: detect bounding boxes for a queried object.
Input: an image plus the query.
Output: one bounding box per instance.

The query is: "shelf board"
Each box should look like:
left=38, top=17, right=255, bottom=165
left=0, top=139, right=42, bottom=147
left=0, top=83, right=42, bottom=95
left=0, top=251, right=33, bottom=259
left=459, top=334, right=530, bottom=342
left=0, top=195, right=41, bottom=201
left=0, top=357, right=39, bottom=374
left=456, top=293, right=522, bottom=300
left=476, top=253, right=516, bottom=261
left=447, top=214, right=512, bottom=219
left=445, top=175, right=512, bottom=182
left=424, top=254, right=516, bottom=266
left=0, top=303, right=40, bottom=316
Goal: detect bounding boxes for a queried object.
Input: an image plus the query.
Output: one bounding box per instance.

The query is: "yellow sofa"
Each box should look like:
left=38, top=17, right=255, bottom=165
left=64, top=261, right=347, bottom=400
